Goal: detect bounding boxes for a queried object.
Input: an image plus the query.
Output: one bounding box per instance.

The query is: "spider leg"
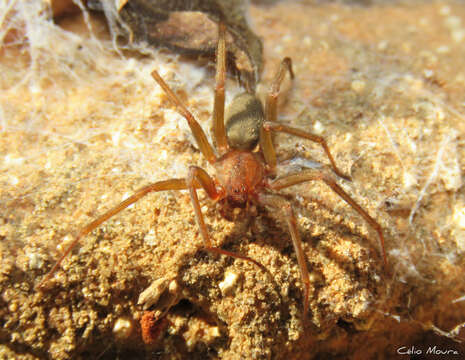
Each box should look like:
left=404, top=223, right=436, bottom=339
left=36, top=179, right=188, bottom=289
left=263, top=121, right=351, bottom=180
left=187, top=166, right=264, bottom=268
left=212, top=22, right=229, bottom=153
left=257, top=192, right=311, bottom=319
left=258, top=57, right=349, bottom=180
left=260, top=57, right=294, bottom=172
left=151, top=70, right=217, bottom=164
left=268, top=169, right=387, bottom=267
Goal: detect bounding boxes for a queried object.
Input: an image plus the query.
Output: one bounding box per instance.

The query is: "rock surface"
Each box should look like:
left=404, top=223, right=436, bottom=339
left=1, top=0, right=465, bottom=359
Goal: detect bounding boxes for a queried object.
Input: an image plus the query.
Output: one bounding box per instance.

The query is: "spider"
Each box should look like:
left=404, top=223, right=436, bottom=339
left=37, top=23, right=387, bottom=318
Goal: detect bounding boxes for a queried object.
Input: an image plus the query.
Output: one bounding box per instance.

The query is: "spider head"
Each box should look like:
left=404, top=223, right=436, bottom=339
left=227, top=184, right=248, bottom=208
left=217, top=188, right=256, bottom=222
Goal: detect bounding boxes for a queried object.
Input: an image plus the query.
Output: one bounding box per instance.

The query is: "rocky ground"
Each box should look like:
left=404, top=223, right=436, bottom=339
left=1, top=0, right=465, bottom=359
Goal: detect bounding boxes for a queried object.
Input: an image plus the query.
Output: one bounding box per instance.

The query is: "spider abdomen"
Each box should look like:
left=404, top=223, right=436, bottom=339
left=225, top=93, right=265, bottom=151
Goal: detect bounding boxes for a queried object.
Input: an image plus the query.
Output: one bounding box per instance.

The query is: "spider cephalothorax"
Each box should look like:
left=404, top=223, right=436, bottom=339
left=214, top=150, right=265, bottom=221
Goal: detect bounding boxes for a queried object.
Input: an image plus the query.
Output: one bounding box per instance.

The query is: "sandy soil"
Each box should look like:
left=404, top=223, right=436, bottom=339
left=1, top=0, right=465, bottom=359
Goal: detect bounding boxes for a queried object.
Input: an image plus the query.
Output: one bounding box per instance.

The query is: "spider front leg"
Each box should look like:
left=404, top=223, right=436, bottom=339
left=186, top=166, right=263, bottom=267
left=151, top=70, right=217, bottom=164
left=36, top=179, right=189, bottom=289
left=269, top=168, right=387, bottom=267
left=260, top=57, right=294, bottom=171
left=258, top=192, right=311, bottom=319
left=212, top=22, right=229, bottom=153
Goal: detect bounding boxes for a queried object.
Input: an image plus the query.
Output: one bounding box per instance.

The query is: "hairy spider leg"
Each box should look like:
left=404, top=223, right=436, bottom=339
left=264, top=122, right=351, bottom=181
left=151, top=70, right=217, bottom=164
left=37, top=179, right=189, bottom=289
left=187, top=166, right=265, bottom=268
left=212, top=22, right=229, bottom=153
left=260, top=57, right=294, bottom=173
left=269, top=169, right=387, bottom=267
left=258, top=193, right=311, bottom=319
left=259, top=57, right=350, bottom=181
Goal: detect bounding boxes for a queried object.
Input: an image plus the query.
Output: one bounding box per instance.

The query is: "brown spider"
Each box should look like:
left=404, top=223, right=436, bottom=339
left=37, top=23, right=387, bottom=318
